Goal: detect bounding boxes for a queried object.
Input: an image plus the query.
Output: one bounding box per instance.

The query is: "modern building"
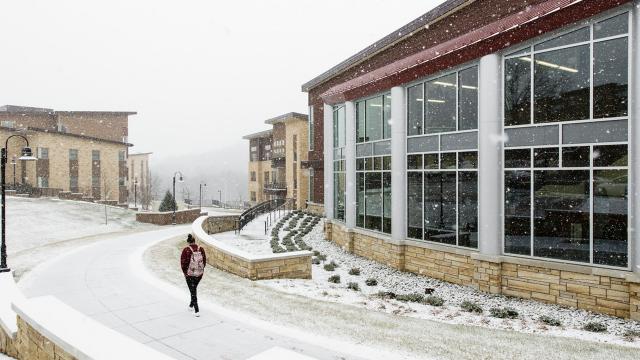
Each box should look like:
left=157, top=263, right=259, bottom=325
left=244, top=113, right=310, bottom=209
left=127, top=152, right=152, bottom=209
left=302, top=0, right=640, bottom=319
left=0, top=105, right=135, bottom=203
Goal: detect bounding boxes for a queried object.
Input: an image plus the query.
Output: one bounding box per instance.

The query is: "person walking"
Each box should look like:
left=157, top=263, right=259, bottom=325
left=180, top=234, right=206, bottom=317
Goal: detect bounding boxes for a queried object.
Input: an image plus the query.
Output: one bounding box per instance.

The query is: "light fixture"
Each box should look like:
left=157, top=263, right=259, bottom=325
left=427, top=99, right=446, bottom=103
left=19, top=147, right=37, bottom=161
left=461, top=85, right=478, bottom=90
left=416, top=98, right=424, bottom=102
left=369, top=103, right=383, bottom=107
left=518, top=56, right=578, bottom=73
left=433, top=81, right=456, bottom=87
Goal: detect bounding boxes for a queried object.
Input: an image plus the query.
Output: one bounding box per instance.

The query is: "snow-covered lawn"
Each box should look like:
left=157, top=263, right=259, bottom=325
left=3, top=196, right=154, bottom=254
left=260, top=219, right=640, bottom=347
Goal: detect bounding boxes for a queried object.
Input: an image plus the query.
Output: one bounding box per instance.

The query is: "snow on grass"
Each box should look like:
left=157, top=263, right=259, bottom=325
left=260, top=219, right=640, bottom=347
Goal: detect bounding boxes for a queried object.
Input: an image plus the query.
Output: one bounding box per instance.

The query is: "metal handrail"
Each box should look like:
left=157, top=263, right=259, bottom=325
left=236, top=198, right=292, bottom=233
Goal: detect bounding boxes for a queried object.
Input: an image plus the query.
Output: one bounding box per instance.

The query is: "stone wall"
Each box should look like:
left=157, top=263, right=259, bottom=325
left=15, top=317, right=75, bottom=360
left=0, top=326, right=17, bottom=359
left=326, top=221, right=640, bottom=320
left=192, top=215, right=312, bottom=280
left=136, top=208, right=204, bottom=225
left=305, top=202, right=324, bottom=217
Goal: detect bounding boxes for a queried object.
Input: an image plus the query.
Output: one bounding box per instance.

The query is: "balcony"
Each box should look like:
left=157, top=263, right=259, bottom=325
left=264, top=182, right=287, bottom=195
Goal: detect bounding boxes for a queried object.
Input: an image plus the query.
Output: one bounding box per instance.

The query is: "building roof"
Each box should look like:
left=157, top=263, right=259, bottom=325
left=0, top=105, right=136, bottom=116
left=0, top=125, right=134, bottom=147
left=264, top=112, right=308, bottom=125
left=301, top=0, right=471, bottom=92
left=129, top=152, right=153, bottom=156
left=242, top=129, right=272, bottom=140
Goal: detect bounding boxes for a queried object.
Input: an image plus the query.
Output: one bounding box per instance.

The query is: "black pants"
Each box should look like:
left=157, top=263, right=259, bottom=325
left=185, top=276, right=202, bottom=312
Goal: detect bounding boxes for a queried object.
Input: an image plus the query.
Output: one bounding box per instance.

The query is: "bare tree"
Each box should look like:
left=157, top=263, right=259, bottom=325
left=141, top=171, right=159, bottom=211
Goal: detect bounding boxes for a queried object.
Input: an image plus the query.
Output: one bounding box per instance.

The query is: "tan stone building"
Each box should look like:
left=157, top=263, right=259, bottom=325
left=243, top=113, right=309, bottom=209
left=127, top=152, right=152, bottom=208
left=0, top=105, right=135, bottom=203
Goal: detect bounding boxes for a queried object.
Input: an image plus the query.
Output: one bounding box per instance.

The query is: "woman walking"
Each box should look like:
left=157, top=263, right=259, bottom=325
left=180, top=234, right=206, bottom=317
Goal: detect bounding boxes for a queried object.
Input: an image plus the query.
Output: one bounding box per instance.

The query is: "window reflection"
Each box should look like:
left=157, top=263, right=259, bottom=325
left=505, top=57, right=531, bottom=126
left=424, top=172, right=457, bottom=245
left=593, top=170, right=627, bottom=267
left=407, top=85, right=423, bottom=135
left=366, top=97, right=383, bottom=142
left=594, top=38, right=628, bottom=118
left=426, top=74, right=457, bottom=133
left=505, top=171, right=531, bottom=255
left=458, top=66, right=478, bottom=130
left=407, top=172, right=423, bottom=239
left=458, top=171, right=478, bottom=248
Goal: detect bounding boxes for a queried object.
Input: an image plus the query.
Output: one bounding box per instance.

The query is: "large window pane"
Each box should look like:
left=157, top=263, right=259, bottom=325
left=562, top=146, right=590, bottom=167
left=505, top=149, right=531, bottom=168
left=366, top=97, right=383, bottom=142
left=534, top=147, right=559, bottom=168
left=534, top=45, right=590, bottom=123
left=593, top=170, right=627, bottom=267
left=594, top=145, right=627, bottom=167
left=383, top=172, right=392, bottom=234
left=533, top=170, right=590, bottom=263
left=505, top=171, right=531, bottom=255
left=458, top=171, right=478, bottom=248
left=407, top=85, right=423, bottom=135
left=357, top=102, right=366, bottom=143
left=407, top=172, right=423, bottom=239
left=356, top=173, right=365, bottom=227
left=426, top=74, right=457, bottom=133
left=337, top=106, right=346, bottom=147
left=334, top=173, right=346, bottom=222
left=365, top=173, right=382, bottom=231
left=424, top=172, right=456, bottom=245
left=458, top=67, right=478, bottom=130
left=505, top=57, right=531, bottom=126
left=535, top=27, right=589, bottom=51
left=594, top=38, right=628, bottom=118
left=594, top=13, right=628, bottom=39
left=383, top=94, right=392, bottom=139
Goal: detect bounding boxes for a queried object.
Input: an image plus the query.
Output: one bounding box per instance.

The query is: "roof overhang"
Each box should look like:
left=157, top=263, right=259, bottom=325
left=264, top=112, right=308, bottom=125
left=56, top=111, right=137, bottom=116
left=320, top=0, right=629, bottom=104
left=242, top=129, right=273, bottom=140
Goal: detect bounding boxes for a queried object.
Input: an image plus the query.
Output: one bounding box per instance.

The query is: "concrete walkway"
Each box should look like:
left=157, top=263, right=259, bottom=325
left=18, top=225, right=363, bottom=360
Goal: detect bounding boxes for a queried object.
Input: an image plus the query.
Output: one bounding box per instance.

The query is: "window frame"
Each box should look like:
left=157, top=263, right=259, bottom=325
left=355, top=155, right=392, bottom=235
left=333, top=105, right=347, bottom=223
left=355, top=91, right=392, bottom=144
left=308, top=106, right=314, bottom=151
left=500, top=8, right=632, bottom=270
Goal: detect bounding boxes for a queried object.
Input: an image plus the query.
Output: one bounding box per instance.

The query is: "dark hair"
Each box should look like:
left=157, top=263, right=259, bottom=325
left=187, top=234, right=195, bottom=243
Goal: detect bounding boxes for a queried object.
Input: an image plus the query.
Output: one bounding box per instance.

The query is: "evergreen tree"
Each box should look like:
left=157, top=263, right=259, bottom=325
left=159, top=190, right=177, bottom=212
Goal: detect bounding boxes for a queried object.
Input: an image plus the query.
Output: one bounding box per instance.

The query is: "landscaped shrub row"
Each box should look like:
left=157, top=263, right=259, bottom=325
left=270, top=212, right=321, bottom=254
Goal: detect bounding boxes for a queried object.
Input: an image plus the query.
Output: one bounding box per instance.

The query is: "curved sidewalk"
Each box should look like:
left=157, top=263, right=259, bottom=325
left=17, top=226, right=366, bottom=360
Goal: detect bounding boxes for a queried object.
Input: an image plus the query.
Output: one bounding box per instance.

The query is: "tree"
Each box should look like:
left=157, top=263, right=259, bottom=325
left=159, top=190, right=177, bottom=212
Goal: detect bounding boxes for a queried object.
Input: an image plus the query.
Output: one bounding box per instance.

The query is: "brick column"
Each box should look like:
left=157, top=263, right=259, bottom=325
left=323, top=103, right=334, bottom=220
left=391, top=86, right=407, bottom=242
left=344, top=101, right=356, bottom=229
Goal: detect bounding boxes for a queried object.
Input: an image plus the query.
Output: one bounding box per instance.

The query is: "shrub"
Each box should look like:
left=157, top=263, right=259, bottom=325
left=539, top=315, right=562, bottom=327
left=317, top=254, right=327, bottom=261
left=159, top=190, right=177, bottom=212
left=329, top=260, right=339, bottom=268
left=323, top=263, right=336, bottom=271
left=424, top=296, right=445, bottom=307
left=623, top=329, right=640, bottom=341
left=396, top=293, right=424, bottom=303
left=347, top=282, right=360, bottom=291
left=365, top=278, right=378, bottom=286
left=460, top=301, right=483, bottom=314
left=348, top=268, right=361, bottom=276
left=311, top=258, right=321, bottom=265
left=375, top=291, right=396, bottom=299
left=313, top=250, right=320, bottom=256
left=583, top=322, right=607, bottom=333
left=328, top=275, right=341, bottom=283
left=489, top=307, right=519, bottom=319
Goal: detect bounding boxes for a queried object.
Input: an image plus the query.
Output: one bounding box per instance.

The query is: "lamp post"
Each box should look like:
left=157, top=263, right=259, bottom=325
left=218, top=189, right=222, bottom=209
left=199, top=183, right=207, bottom=210
left=133, top=178, right=138, bottom=209
left=1, top=135, right=37, bottom=273
left=172, top=171, right=184, bottom=225
left=10, top=157, right=16, bottom=187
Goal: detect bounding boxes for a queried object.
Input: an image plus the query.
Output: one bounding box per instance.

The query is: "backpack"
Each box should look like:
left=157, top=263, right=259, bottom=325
left=187, top=246, right=205, bottom=277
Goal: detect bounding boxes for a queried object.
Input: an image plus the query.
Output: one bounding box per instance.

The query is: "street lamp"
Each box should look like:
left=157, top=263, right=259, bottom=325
left=133, top=178, right=138, bottom=209
left=1, top=135, right=37, bottom=273
left=10, top=156, right=16, bottom=187
left=199, top=182, right=207, bottom=211
left=172, top=171, right=184, bottom=225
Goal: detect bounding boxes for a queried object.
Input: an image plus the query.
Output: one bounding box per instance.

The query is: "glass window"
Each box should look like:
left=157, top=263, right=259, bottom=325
left=594, top=145, right=627, bottom=167
left=407, top=155, right=422, bottom=170
left=308, top=106, right=314, bottom=151
left=593, top=169, right=627, bottom=267
left=424, top=154, right=438, bottom=169
left=562, top=147, right=590, bottom=167
left=383, top=93, right=392, bottom=139
left=357, top=173, right=365, bottom=227
left=333, top=106, right=346, bottom=148
left=440, top=153, right=456, bottom=169
left=383, top=172, right=392, bottom=234
left=594, top=38, right=628, bottom=118
left=382, top=156, right=391, bottom=171
left=334, top=172, right=345, bottom=221
left=407, top=172, right=423, bottom=239
left=504, top=57, right=531, bottom=126
left=458, top=171, right=478, bottom=248
left=424, top=172, right=456, bottom=245
left=505, top=149, right=531, bottom=168
left=366, top=97, right=383, bottom=142
left=594, top=13, right=628, bottom=39
left=69, top=149, right=78, bottom=161
left=356, top=158, right=365, bottom=171
left=533, top=170, right=590, bottom=263
left=504, top=171, right=531, bottom=255
left=426, top=73, right=456, bottom=134
left=407, top=85, right=423, bottom=135
left=92, top=150, right=100, bottom=161
left=364, top=173, right=382, bottom=231
left=534, top=148, right=559, bottom=168
left=535, top=27, right=589, bottom=51
left=357, top=102, right=366, bottom=143
left=458, top=66, right=478, bottom=130
left=358, top=156, right=391, bottom=233
left=458, top=151, right=478, bottom=169
left=534, top=45, right=590, bottom=123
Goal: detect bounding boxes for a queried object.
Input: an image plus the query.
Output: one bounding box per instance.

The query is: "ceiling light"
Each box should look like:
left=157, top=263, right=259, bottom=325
left=427, top=99, right=446, bottom=103
left=518, top=56, right=578, bottom=73
left=461, top=85, right=477, bottom=90
left=433, top=81, right=456, bottom=87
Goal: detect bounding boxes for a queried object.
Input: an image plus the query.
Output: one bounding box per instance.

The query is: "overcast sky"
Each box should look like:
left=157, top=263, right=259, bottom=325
left=0, top=0, right=441, bottom=160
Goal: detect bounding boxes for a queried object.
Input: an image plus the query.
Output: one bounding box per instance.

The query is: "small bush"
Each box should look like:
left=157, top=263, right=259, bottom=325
left=489, top=307, right=519, bottom=319
left=347, top=282, right=360, bottom=291
left=323, top=263, right=336, bottom=271
left=312, top=250, right=320, bottom=256
left=311, top=258, right=321, bottom=265
left=317, top=254, right=327, bottom=261
left=396, top=293, right=424, bottom=303
left=348, top=268, right=361, bottom=276
left=424, top=296, right=445, bottom=307
left=460, top=301, right=483, bottom=314
left=365, top=278, right=378, bottom=286
left=329, top=260, right=339, bottom=268
left=375, top=291, right=396, bottom=299
left=583, top=322, right=607, bottom=333
left=539, top=315, right=562, bottom=327
left=623, top=329, right=640, bottom=341
left=328, top=275, right=341, bottom=283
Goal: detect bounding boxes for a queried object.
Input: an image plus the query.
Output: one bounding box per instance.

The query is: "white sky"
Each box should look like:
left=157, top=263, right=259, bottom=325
left=0, top=0, right=442, bottom=161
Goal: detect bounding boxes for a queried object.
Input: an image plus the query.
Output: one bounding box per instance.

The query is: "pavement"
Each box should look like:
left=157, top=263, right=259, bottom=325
left=18, top=224, right=363, bottom=360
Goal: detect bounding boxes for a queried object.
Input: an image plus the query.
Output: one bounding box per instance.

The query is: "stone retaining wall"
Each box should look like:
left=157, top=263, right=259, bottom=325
left=15, top=317, right=74, bottom=360
left=192, top=216, right=312, bottom=280
left=137, top=208, right=204, bottom=225
left=326, top=221, right=640, bottom=320
left=305, top=202, right=324, bottom=217
left=0, top=326, right=17, bottom=359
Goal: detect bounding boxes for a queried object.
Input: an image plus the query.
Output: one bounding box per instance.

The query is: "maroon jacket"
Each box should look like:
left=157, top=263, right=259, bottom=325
left=181, top=244, right=206, bottom=277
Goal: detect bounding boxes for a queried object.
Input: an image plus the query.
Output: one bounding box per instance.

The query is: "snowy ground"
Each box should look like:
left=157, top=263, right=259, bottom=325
left=215, top=212, right=274, bottom=255
left=259, top=219, right=640, bottom=347
left=3, top=196, right=155, bottom=254
left=145, top=236, right=640, bottom=359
